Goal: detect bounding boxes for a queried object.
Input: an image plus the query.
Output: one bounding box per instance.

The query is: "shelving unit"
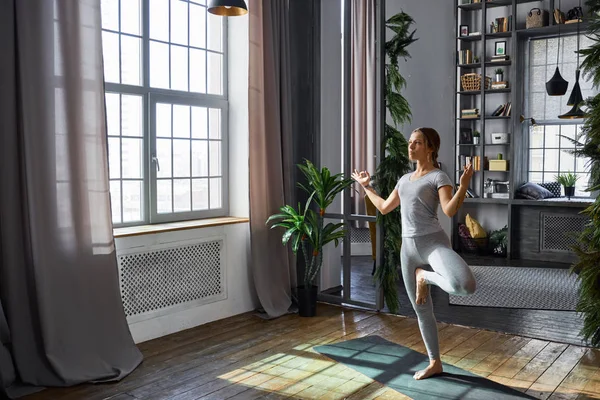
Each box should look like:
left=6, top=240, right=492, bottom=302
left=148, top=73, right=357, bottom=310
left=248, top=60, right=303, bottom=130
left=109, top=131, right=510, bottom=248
left=452, top=0, right=593, bottom=264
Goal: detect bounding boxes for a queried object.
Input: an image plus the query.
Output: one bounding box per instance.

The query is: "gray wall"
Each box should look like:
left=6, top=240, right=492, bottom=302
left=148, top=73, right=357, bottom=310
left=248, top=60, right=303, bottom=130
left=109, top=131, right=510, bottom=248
left=386, top=1, right=455, bottom=233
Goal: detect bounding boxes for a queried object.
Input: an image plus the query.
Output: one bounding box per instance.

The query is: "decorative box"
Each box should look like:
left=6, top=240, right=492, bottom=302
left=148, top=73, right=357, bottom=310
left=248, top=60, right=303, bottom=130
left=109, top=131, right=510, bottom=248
left=489, top=160, right=509, bottom=171
left=491, top=132, right=509, bottom=144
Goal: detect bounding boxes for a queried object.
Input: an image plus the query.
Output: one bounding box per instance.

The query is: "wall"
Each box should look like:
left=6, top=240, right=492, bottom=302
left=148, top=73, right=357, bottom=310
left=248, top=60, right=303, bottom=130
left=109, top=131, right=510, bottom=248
left=118, top=13, right=257, bottom=344
left=386, top=0, right=455, bottom=235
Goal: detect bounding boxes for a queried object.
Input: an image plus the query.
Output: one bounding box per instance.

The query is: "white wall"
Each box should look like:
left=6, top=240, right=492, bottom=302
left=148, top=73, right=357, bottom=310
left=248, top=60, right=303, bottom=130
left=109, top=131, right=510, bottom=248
left=118, top=13, right=257, bottom=344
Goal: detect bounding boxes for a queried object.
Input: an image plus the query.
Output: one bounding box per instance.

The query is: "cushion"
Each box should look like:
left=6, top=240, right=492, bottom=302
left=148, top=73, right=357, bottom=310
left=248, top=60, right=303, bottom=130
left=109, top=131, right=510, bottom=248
left=516, top=182, right=555, bottom=200
left=466, top=214, right=487, bottom=239
left=538, top=182, right=561, bottom=198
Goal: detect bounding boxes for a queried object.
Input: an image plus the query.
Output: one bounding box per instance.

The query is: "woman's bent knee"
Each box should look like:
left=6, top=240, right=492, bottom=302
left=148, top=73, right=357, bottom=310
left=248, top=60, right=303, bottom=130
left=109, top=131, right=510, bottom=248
left=454, top=276, right=476, bottom=296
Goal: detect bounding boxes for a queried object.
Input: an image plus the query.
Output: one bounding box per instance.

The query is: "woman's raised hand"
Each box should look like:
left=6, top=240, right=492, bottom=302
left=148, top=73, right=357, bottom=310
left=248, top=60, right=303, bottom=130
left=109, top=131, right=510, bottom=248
left=351, top=169, right=371, bottom=188
left=459, top=163, right=474, bottom=188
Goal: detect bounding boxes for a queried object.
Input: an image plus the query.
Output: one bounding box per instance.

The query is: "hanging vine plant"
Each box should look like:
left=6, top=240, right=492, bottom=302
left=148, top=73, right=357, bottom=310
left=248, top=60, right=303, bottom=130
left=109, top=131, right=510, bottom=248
left=372, top=12, right=417, bottom=313
left=567, top=0, right=600, bottom=347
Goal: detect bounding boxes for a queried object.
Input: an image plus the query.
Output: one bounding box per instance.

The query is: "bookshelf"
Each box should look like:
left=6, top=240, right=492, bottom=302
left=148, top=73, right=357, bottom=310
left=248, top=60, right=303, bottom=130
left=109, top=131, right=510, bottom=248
left=452, top=0, right=592, bottom=263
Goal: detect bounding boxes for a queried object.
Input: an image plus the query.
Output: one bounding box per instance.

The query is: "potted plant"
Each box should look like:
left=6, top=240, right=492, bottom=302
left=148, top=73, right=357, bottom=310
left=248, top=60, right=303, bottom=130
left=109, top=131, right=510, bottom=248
left=489, top=225, right=508, bottom=256
left=473, top=130, right=480, bottom=145
left=495, top=68, right=504, bottom=82
left=266, top=160, right=353, bottom=317
left=555, top=172, right=579, bottom=199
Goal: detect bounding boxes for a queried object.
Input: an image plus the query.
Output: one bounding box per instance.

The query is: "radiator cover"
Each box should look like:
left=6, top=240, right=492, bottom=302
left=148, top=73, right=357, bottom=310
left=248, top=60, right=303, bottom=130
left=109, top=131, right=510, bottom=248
left=117, top=238, right=226, bottom=321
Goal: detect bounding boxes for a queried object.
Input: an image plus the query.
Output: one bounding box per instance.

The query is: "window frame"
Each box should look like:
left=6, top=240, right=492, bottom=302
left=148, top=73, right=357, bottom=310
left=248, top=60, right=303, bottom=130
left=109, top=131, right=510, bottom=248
left=103, top=0, right=229, bottom=227
left=524, top=34, right=593, bottom=196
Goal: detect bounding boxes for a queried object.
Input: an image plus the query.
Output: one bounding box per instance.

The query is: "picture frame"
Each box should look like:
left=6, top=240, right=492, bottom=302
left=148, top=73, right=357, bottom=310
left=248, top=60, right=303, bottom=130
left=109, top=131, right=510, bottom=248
left=460, top=25, right=469, bottom=36
left=495, top=41, right=507, bottom=56
left=459, top=128, right=473, bottom=144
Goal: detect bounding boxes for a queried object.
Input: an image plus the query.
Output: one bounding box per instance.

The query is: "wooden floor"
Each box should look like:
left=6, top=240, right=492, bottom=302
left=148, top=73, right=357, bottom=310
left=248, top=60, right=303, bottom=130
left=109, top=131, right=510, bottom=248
left=23, top=304, right=600, bottom=400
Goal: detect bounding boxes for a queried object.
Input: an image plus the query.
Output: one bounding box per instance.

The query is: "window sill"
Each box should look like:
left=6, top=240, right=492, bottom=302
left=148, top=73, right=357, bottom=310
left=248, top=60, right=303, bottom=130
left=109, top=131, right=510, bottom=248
left=113, top=217, right=250, bottom=238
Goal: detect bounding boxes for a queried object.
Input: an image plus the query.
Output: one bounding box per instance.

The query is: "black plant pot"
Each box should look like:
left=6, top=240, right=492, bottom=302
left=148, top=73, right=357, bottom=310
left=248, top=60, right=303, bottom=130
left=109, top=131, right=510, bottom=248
left=297, top=285, right=318, bottom=317
left=564, top=186, right=575, bottom=200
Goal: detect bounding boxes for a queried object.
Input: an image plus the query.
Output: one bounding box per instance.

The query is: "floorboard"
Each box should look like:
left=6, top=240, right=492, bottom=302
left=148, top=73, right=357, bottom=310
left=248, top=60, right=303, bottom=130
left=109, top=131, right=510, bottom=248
left=22, top=304, right=600, bottom=400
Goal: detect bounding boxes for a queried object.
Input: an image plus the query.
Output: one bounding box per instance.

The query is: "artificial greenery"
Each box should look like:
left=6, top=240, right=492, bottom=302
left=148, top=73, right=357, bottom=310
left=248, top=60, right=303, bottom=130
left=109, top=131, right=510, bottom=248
left=489, top=225, right=508, bottom=256
left=473, top=130, right=481, bottom=137
left=555, top=172, right=580, bottom=187
left=267, top=160, right=353, bottom=288
left=563, top=0, right=600, bottom=347
left=371, top=12, right=417, bottom=313
left=494, top=68, right=504, bottom=75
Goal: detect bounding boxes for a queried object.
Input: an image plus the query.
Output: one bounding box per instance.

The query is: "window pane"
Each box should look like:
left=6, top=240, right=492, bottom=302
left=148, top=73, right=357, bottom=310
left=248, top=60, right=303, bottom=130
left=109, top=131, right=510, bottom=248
left=171, top=45, right=189, bottom=91
left=544, top=172, right=557, bottom=183
left=192, top=140, right=208, bottom=176
left=121, top=35, right=142, bottom=86
left=150, top=0, right=169, bottom=41
left=157, top=139, right=173, bottom=178
left=173, top=139, right=190, bottom=177
left=122, top=95, right=142, bottom=137
left=105, top=93, right=120, bottom=136
left=190, top=4, right=206, bottom=48
left=109, top=180, right=122, bottom=223
left=576, top=173, right=590, bottom=197
left=122, top=138, right=143, bottom=179
left=529, top=172, right=542, bottom=183
left=209, top=141, right=221, bottom=176
left=122, top=180, right=142, bottom=222
left=157, top=103, right=172, bottom=137
left=190, top=49, right=207, bottom=93
left=54, top=23, right=63, bottom=76
left=209, top=108, right=220, bottom=139
left=150, top=41, right=170, bottom=89
left=529, top=149, right=543, bottom=171
left=576, top=156, right=589, bottom=173
left=157, top=179, right=173, bottom=213
left=560, top=125, right=576, bottom=148
left=173, top=105, right=190, bottom=138
left=560, top=150, right=575, bottom=173
left=529, top=125, right=543, bottom=148
left=191, top=0, right=205, bottom=5
left=101, top=0, right=119, bottom=31
left=121, top=0, right=141, bottom=35
left=544, top=149, right=559, bottom=171
left=207, top=13, right=222, bottom=52
left=545, top=125, right=559, bottom=148
left=170, top=0, right=188, bottom=46
left=192, top=107, right=208, bottom=138
left=207, top=52, right=222, bottom=95
left=108, top=137, right=121, bottom=179
left=210, top=177, right=221, bottom=208
left=174, top=179, right=191, bottom=212
left=192, top=178, right=209, bottom=210
left=102, top=31, right=120, bottom=83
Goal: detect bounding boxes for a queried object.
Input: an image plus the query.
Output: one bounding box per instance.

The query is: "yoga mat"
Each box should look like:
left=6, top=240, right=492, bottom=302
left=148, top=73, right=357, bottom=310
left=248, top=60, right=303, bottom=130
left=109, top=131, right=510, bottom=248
left=314, top=335, right=536, bottom=400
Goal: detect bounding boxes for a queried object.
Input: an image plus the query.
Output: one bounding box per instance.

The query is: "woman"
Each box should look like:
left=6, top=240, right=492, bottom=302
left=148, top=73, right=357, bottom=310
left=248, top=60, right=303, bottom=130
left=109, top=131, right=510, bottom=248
left=351, top=127, right=476, bottom=380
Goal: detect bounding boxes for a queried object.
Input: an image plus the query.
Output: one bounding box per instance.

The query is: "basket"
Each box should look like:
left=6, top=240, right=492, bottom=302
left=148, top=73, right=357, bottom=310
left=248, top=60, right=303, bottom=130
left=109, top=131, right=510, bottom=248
left=458, top=223, right=489, bottom=254
left=526, top=8, right=549, bottom=29
left=461, top=73, right=492, bottom=91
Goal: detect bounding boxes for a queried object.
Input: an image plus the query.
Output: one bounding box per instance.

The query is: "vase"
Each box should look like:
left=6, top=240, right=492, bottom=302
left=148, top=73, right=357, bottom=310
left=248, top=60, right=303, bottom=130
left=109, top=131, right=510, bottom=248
left=473, top=137, right=480, bottom=145
left=297, top=285, right=318, bottom=317
left=564, top=186, right=575, bottom=200
left=495, top=74, right=503, bottom=82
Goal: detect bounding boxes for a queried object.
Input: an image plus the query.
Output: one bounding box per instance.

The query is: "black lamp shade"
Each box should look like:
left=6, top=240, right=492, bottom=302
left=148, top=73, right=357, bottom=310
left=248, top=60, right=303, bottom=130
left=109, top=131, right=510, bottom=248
left=208, top=0, right=248, bottom=16
left=546, top=66, right=569, bottom=96
left=558, top=104, right=586, bottom=119
left=567, top=70, right=584, bottom=106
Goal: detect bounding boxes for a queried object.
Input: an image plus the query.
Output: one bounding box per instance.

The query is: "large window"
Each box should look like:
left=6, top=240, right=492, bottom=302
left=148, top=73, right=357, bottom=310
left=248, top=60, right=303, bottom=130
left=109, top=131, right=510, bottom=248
left=101, top=0, right=227, bottom=226
left=526, top=35, right=594, bottom=197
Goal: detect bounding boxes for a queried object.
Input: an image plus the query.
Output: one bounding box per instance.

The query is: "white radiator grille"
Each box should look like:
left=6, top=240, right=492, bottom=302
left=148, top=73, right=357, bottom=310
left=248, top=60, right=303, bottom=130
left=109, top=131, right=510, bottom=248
left=117, top=239, right=225, bottom=317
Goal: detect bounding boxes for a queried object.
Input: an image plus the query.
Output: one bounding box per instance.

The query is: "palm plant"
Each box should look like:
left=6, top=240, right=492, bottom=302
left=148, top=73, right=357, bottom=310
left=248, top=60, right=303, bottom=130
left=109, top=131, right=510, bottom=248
left=371, top=12, right=417, bottom=313
left=267, top=160, right=353, bottom=289
left=565, top=0, right=600, bottom=347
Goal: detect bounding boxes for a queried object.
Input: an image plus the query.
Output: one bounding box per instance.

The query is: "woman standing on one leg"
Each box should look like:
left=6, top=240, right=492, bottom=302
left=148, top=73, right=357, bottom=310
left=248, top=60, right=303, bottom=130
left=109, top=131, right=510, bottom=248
left=351, top=127, right=476, bottom=380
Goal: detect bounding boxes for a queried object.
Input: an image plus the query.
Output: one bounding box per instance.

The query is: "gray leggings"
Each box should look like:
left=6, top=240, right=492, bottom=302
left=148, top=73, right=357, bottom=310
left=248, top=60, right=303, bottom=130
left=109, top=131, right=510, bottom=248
left=400, top=230, right=476, bottom=361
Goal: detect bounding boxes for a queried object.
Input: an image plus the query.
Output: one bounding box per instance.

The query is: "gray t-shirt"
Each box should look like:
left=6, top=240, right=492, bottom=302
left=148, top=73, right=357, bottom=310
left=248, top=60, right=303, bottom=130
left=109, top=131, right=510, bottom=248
left=395, top=169, right=454, bottom=238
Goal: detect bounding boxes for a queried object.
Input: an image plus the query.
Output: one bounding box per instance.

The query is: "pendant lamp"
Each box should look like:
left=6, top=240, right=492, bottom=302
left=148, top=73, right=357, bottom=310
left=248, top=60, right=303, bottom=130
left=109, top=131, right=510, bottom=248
left=546, top=0, right=569, bottom=96
left=207, top=0, right=248, bottom=16
left=559, top=0, right=585, bottom=119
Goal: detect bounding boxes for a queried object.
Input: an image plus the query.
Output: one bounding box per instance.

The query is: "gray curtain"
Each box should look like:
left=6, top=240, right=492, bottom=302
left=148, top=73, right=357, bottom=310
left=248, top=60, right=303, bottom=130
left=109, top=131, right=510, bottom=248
left=351, top=0, right=376, bottom=225
left=0, top=0, right=142, bottom=397
left=249, top=0, right=297, bottom=318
